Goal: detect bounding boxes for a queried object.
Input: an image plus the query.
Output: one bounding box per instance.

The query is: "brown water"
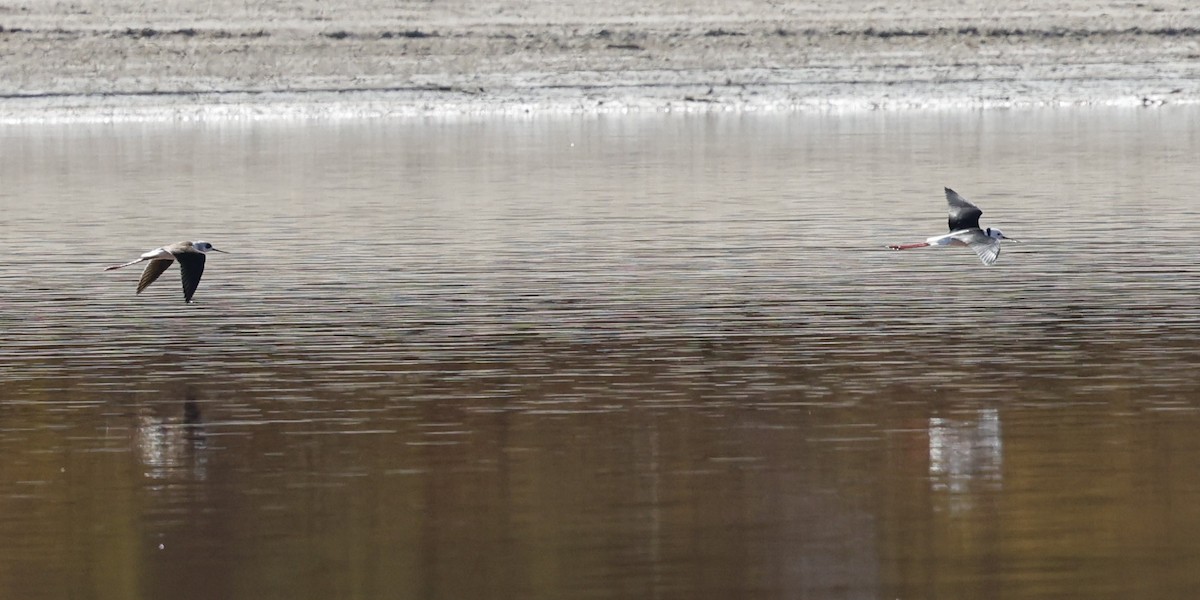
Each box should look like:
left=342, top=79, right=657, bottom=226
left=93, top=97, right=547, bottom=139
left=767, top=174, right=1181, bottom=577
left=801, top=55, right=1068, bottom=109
left=2, top=108, right=1200, bottom=599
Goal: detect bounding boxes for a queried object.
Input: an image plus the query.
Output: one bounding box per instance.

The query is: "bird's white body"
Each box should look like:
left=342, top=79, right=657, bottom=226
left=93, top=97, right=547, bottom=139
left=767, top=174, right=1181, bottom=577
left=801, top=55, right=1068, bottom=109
left=142, top=247, right=176, bottom=261
left=926, top=228, right=1008, bottom=246
left=110, top=246, right=176, bottom=270
left=925, top=231, right=973, bottom=246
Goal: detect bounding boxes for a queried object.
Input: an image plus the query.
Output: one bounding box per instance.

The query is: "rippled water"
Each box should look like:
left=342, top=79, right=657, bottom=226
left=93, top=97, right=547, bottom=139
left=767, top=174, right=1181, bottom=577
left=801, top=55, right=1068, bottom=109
left=2, top=108, right=1200, bottom=598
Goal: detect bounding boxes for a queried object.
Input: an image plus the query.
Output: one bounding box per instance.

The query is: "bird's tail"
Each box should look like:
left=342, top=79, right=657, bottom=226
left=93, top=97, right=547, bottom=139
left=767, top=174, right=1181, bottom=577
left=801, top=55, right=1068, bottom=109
left=888, top=242, right=931, bottom=250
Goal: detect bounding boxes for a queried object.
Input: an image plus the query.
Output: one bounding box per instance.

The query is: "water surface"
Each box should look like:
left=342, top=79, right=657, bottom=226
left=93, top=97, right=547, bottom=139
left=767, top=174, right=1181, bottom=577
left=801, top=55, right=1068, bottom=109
left=2, top=108, right=1200, bottom=598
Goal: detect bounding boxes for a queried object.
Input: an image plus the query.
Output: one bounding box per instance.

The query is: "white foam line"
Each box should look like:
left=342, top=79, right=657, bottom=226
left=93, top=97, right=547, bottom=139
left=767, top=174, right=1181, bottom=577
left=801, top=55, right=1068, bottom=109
left=0, top=87, right=1195, bottom=125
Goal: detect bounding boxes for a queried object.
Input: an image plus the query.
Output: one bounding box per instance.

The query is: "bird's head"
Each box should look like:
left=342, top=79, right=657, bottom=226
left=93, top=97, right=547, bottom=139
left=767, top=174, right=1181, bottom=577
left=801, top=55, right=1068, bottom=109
left=193, top=241, right=228, bottom=253
left=985, top=227, right=1018, bottom=242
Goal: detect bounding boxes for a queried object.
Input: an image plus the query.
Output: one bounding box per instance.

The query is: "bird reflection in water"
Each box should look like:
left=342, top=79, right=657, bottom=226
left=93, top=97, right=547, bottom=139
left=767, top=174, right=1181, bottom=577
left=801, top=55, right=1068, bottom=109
left=135, top=389, right=209, bottom=482
left=928, top=409, right=1002, bottom=513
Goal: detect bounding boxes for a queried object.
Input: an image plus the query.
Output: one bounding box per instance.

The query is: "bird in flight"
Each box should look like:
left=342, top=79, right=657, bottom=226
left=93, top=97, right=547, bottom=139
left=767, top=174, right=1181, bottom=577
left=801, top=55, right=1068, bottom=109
left=104, top=241, right=228, bottom=303
left=888, top=188, right=1017, bottom=265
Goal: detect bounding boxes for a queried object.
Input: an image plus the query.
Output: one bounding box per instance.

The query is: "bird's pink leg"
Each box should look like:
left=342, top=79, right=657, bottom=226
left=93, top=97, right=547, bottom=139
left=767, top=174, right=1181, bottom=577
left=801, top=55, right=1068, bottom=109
left=888, top=242, right=931, bottom=250
left=104, top=258, right=147, bottom=271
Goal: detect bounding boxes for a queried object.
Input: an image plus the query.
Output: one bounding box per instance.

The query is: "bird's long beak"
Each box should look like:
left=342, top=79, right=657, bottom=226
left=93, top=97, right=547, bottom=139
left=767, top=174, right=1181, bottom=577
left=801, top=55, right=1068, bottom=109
left=212, top=247, right=230, bottom=253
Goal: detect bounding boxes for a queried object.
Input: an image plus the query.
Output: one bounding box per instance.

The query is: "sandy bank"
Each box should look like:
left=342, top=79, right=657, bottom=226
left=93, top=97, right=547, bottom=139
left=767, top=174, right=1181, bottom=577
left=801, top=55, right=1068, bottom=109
left=1, top=0, right=1198, bottom=121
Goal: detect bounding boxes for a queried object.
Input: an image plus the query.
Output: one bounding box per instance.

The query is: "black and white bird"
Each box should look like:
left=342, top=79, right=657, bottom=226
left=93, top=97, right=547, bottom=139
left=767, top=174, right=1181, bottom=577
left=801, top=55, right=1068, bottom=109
left=104, top=241, right=228, bottom=303
left=888, top=188, right=1017, bottom=265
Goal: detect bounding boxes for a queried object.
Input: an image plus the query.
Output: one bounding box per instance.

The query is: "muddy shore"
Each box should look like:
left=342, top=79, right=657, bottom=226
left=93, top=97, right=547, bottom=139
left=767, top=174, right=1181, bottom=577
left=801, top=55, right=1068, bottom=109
left=1, top=0, right=1198, bottom=121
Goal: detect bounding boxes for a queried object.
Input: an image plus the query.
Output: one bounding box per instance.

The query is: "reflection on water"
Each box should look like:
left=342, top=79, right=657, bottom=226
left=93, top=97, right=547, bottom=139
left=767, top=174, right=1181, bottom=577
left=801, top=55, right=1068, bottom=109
left=929, top=409, right=1002, bottom=512
left=2, top=108, right=1200, bottom=598
left=136, top=392, right=207, bottom=482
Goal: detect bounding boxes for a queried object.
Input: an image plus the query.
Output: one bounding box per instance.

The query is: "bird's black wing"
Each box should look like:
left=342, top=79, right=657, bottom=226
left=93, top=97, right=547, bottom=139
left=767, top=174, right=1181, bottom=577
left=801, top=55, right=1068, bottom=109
left=137, top=259, right=174, bottom=294
left=945, top=187, right=983, bottom=232
left=175, top=252, right=207, bottom=302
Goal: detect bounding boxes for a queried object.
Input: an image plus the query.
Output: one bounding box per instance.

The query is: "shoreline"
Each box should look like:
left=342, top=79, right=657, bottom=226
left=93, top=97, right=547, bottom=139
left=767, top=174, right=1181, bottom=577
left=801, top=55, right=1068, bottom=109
left=1, top=84, right=1193, bottom=125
